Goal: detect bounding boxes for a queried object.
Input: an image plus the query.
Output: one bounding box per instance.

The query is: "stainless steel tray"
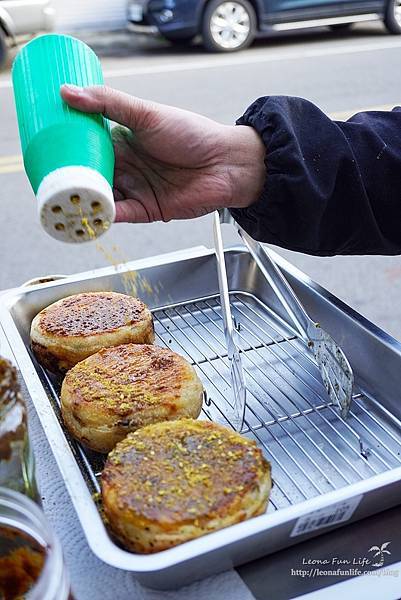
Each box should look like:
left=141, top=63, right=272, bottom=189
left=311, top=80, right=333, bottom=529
left=1, top=245, right=401, bottom=590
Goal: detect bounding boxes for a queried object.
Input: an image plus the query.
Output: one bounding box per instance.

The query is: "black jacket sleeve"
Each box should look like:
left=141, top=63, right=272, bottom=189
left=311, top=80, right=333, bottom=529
left=230, top=96, right=401, bottom=256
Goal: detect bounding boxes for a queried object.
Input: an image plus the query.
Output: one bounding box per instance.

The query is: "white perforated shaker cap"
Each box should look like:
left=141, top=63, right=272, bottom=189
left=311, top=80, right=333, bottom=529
left=36, top=166, right=115, bottom=243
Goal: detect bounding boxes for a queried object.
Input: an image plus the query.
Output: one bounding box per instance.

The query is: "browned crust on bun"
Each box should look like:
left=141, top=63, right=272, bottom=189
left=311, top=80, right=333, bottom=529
left=61, top=344, right=204, bottom=453
left=101, top=419, right=272, bottom=553
left=30, top=292, right=154, bottom=373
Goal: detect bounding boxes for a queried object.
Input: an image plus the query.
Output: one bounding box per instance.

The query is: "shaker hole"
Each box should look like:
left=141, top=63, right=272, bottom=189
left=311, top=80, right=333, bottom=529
left=55, top=223, right=65, bottom=231
left=52, top=205, right=62, bottom=214
left=91, top=201, right=102, bottom=213
left=76, top=229, right=85, bottom=237
left=70, top=195, right=81, bottom=205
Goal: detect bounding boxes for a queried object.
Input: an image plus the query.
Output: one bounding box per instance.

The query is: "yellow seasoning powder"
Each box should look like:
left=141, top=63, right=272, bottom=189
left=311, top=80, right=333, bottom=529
left=78, top=208, right=160, bottom=300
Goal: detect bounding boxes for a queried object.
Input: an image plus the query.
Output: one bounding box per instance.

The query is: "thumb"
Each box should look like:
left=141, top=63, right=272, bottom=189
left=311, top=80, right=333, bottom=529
left=60, top=84, right=151, bottom=128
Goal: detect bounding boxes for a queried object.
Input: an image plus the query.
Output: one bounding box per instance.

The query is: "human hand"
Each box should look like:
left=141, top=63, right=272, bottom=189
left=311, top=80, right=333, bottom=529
left=60, top=85, right=265, bottom=223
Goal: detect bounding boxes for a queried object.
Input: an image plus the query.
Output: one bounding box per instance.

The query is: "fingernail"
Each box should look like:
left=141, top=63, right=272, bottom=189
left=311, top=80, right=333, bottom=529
left=62, top=83, right=84, bottom=95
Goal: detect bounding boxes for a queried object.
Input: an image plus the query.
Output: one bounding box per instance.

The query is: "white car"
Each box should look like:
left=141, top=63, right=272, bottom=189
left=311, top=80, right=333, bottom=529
left=0, top=0, right=54, bottom=67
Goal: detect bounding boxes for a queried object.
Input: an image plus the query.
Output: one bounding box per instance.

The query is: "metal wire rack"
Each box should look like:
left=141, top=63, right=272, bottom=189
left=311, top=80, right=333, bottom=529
left=37, top=291, right=401, bottom=514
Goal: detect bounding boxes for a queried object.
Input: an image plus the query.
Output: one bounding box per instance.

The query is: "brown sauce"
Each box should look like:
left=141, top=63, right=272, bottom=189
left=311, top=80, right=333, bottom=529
left=0, top=525, right=45, bottom=600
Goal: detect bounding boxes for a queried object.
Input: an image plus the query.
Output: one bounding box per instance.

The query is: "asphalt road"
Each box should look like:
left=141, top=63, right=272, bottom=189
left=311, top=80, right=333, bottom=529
left=1, top=23, right=401, bottom=339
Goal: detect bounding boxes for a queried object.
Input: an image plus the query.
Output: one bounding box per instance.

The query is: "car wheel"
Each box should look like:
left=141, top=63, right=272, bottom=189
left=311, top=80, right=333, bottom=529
left=329, top=23, right=352, bottom=31
left=202, top=0, right=256, bottom=52
left=0, top=30, right=7, bottom=70
left=163, top=34, right=196, bottom=47
left=384, top=0, right=401, bottom=33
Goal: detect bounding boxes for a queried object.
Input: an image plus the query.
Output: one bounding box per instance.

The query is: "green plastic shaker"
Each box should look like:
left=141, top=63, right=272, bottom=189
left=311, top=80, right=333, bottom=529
left=12, top=34, right=115, bottom=243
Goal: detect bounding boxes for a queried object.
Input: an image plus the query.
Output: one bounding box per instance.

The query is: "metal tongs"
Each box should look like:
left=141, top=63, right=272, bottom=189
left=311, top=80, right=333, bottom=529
left=213, top=211, right=246, bottom=431
left=213, top=210, right=354, bottom=432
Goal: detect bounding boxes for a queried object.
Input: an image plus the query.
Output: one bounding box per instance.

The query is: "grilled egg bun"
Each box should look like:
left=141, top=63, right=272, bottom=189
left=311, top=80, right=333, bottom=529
left=60, top=344, right=204, bottom=453
left=30, top=292, right=154, bottom=373
left=101, top=419, right=272, bottom=553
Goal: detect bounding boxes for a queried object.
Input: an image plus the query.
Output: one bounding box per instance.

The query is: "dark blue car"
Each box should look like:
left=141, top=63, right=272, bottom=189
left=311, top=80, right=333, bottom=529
left=127, top=0, right=401, bottom=51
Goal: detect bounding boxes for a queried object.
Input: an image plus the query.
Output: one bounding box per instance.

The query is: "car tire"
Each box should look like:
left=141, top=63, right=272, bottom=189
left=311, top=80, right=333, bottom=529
left=163, top=34, right=196, bottom=47
left=329, top=23, right=352, bottom=31
left=0, top=30, right=7, bottom=70
left=384, top=0, right=401, bottom=33
left=202, top=0, right=256, bottom=52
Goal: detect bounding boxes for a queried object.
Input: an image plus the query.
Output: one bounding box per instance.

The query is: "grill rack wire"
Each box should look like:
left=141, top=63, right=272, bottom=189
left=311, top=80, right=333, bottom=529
left=36, top=292, right=401, bottom=515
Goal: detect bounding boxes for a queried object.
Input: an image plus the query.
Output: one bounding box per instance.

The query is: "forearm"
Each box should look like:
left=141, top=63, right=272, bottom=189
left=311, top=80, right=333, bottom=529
left=223, top=124, right=266, bottom=209
left=230, top=96, right=401, bottom=256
